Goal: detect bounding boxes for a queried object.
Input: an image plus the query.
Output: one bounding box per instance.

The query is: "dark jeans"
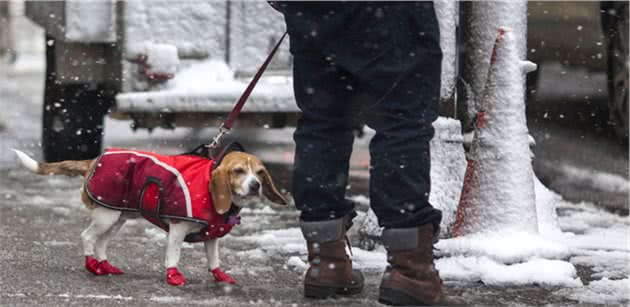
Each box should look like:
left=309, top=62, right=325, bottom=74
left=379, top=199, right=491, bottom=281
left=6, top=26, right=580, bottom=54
left=282, top=2, right=443, bottom=229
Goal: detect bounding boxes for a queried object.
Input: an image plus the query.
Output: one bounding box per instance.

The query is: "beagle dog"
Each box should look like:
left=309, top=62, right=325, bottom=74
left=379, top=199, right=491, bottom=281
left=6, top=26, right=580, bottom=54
left=12, top=149, right=287, bottom=286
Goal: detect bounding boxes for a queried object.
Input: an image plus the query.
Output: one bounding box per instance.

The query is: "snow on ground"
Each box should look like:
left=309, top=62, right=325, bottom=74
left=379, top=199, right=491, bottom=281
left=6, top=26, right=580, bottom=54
left=238, top=224, right=583, bottom=287
left=556, top=278, right=630, bottom=305
left=286, top=256, right=308, bottom=271
left=570, top=250, right=630, bottom=280
left=235, top=194, right=628, bottom=303
left=149, top=296, right=228, bottom=305
left=438, top=256, right=581, bottom=287
left=52, top=294, right=132, bottom=301
left=237, top=225, right=585, bottom=287
left=554, top=201, right=630, bottom=252
left=435, top=231, right=571, bottom=264
left=559, top=163, right=630, bottom=194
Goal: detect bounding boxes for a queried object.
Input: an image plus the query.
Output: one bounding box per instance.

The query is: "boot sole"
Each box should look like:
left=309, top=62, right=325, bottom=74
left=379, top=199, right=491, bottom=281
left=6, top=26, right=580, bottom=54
left=304, top=283, right=363, bottom=299
left=378, top=286, right=429, bottom=306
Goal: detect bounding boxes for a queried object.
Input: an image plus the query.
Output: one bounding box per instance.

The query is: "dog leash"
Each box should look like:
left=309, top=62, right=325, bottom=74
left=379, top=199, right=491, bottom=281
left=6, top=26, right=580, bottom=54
left=207, top=31, right=288, bottom=153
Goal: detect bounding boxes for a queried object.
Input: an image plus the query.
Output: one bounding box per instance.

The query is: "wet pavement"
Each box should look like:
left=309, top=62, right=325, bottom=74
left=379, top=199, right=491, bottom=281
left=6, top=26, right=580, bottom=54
left=1, top=53, right=629, bottom=306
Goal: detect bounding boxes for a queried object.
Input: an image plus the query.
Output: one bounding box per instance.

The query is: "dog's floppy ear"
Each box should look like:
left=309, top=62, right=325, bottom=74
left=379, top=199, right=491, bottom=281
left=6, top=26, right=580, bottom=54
left=261, top=167, right=287, bottom=205
left=211, top=166, right=232, bottom=214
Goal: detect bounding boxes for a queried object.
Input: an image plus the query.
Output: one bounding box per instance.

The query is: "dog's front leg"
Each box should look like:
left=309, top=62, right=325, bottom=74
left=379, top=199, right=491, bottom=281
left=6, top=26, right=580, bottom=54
left=205, top=239, right=220, bottom=269
left=164, top=222, right=193, bottom=286
left=205, top=239, right=236, bottom=284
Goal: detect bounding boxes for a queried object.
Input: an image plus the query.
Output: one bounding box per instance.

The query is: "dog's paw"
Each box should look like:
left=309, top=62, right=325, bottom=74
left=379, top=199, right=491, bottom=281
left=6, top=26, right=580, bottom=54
left=99, top=260, right=124, bottom=275
left=85, top=256, right=103, bottom=275
left=166, top=267, right=187, bottom=286
left=211, top=267, right=236, bottom=284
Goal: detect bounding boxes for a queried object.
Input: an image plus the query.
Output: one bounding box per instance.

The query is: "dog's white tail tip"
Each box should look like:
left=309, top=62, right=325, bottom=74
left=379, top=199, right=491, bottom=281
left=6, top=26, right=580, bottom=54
left=12, top=149, right=40, bottom=173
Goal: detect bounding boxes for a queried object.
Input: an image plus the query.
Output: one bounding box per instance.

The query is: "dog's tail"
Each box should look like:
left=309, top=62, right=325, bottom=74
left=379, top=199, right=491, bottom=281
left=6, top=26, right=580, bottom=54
left=13, top=149, right=91, bottom=177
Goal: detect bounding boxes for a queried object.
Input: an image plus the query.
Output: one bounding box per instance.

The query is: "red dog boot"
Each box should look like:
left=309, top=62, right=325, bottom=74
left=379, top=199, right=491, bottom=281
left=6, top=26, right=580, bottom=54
left=85, top=255, right=103, bottom=275
left=166, top=267, right=187, bottom=286
left=211, top=267, right=236, bottom=284
left=99, top=260, right=124, bottom=275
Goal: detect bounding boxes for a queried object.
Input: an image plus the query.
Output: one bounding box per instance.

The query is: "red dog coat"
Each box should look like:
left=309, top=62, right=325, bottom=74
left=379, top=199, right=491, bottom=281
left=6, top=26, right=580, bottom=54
left=85, top=148, right=236, bottom=242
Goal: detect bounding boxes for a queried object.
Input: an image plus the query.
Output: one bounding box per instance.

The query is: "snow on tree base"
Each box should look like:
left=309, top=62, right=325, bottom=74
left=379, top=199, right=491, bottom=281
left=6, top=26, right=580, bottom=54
left=435, top=231, right=570, bottom=264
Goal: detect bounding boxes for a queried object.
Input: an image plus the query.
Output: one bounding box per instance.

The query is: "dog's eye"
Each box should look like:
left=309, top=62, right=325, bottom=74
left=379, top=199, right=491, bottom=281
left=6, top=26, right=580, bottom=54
left=256, top=169, right=265, bottom=176
left=233, top=167, right=245, bottom=175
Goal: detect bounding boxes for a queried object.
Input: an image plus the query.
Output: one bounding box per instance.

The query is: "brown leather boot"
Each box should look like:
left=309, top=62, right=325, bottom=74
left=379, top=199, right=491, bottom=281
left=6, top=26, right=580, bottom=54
left=379, top=224, right=466, bottom=306
left=300, top=217, right=364, bottom=299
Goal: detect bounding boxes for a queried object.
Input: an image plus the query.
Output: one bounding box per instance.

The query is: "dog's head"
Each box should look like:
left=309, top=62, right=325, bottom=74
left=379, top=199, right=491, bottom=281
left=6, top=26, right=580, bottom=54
left=210, top=151, right=287, bottom=214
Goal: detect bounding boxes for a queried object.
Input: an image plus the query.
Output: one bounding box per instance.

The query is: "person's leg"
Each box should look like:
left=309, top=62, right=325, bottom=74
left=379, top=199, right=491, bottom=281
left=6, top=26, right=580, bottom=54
left=364, top=75, right=442, bottom=230
left=354, top=3, right=465, bottom=305
left=360, top=10, right=444, bottom=228
left=292, top=54, right=357, bottom=222
left=290, top=42, right=365, bottom=299
left=363, top=35, right=464, bottom=307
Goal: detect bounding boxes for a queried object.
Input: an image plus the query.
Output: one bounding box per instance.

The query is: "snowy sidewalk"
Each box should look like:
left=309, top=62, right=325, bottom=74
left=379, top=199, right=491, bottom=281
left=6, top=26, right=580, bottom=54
left=2, top=163, right=627, bottom=306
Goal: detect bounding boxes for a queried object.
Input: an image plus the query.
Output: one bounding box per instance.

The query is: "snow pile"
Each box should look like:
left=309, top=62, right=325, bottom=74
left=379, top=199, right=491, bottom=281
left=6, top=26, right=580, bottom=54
left=430, top=117, right=467, bottom=236
left=116, top=59, right=297, bottom=113
left=143, top=42, right=179, bottom=76
left=356, top=207, right=381, bottom=250
left=238, top=227, right=305, bottom=254
left=556, top=278, right=630, bottom=305
left=143, top=226, right=166, bottom=241
left=438, top=256, right=580, bottom=287
left=169, top=60, right=234, bottom=92
left=436, top=231, right=570, bottom=264
left=286, top=256, right=308, bottom=271
left=236, top=249, right=266, bottom=260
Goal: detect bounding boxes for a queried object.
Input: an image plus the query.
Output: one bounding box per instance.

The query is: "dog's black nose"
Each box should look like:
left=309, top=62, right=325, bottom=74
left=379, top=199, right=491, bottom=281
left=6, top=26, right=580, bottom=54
left=249, top=181, right=261, bottom=192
